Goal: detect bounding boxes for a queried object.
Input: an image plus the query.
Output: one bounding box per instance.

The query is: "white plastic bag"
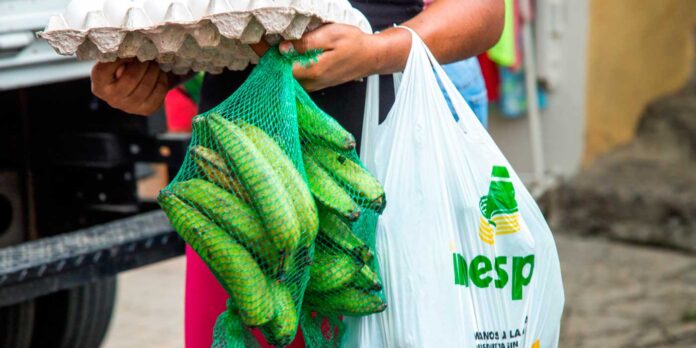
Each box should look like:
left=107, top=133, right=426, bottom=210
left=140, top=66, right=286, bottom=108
left=347, top=27, right=564, bottom=348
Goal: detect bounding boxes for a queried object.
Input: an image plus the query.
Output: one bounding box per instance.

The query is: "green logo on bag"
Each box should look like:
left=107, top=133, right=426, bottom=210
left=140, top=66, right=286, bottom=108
left=449, top=166, right=534, bottom=301
left=452, top=253, right=535, bottom=301
left=478, top=166, right=521, bottom=245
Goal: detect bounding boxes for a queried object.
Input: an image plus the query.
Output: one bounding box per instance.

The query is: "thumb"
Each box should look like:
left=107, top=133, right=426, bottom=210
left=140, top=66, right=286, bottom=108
left=91, top=59, right=128, bottom=85
left=249, top=40, right=270, bottom=57
left=279, top=25, right=333, bottom=56
left=115, top=64, right=126, bottom=79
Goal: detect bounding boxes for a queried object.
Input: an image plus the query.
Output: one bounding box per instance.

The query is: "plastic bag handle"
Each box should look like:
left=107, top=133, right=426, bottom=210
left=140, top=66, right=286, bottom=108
left=394, top=26, right=488, bottom=136
left=360, top=74, right=380, bottom=169
left=361, top=26, right=489, bottom=168
left=360, top=28, right=431, bottom=169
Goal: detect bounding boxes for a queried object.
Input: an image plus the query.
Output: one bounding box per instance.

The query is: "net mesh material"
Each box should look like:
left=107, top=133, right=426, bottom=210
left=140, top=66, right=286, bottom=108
left=157, top=47, right=386, bottom=347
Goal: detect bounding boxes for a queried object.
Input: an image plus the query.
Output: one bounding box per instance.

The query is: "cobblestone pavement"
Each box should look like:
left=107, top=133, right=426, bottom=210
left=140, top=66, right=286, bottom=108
left=100, top=235, right=696, bottom=347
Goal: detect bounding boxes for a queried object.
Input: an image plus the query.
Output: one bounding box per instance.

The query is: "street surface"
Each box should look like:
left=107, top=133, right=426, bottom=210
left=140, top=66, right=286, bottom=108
left=101, top=234, right=696, bottom=347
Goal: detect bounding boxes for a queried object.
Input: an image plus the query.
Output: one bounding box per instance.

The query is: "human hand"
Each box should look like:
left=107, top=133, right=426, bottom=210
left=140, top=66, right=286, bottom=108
left=91, top=59, right=169, bottom=116
left=279, top=24, right=411, bottom=92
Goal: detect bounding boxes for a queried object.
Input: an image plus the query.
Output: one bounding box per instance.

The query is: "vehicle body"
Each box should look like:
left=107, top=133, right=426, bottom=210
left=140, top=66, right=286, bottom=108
left=0, top=2, right=186, bottom=347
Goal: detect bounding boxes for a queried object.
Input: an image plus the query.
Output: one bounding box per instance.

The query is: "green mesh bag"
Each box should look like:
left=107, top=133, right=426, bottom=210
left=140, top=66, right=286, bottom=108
left=157, top=47, right=386, bottom=347
left=295, top=82, right=387, bottom=347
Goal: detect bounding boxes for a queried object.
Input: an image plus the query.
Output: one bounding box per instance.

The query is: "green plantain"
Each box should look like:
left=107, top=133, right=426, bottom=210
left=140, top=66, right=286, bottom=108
left=158, top=190, right=274, bottom=326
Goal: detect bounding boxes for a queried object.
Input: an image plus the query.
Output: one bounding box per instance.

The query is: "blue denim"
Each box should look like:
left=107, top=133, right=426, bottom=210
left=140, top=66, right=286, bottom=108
left=438, top=57, right=489, bottom=128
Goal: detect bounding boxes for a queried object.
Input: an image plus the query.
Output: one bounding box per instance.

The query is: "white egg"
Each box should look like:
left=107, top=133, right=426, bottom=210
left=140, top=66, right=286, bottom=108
left=186, top=0, right=212, bottom=19
left=103, top=0, right=148, bottom=27
left=143, top=0, right=174, bottom=23
left=44, top=15, right=69, bottom=32
left=145, top=0, right=194, bottom=24
left=164, top=0, right=195, bottom=23
left=64, top=0, right=106, bottom=29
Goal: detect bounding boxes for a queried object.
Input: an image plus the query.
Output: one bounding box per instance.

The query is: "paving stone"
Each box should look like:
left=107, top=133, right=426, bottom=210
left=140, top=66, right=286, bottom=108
left=557, top=234, right=696, bottom=347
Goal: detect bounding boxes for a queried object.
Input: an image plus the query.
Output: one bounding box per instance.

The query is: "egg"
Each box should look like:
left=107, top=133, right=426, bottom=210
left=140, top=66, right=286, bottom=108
left=103, top=0, right=148, bottom=27
left=63, top=0, right=106, bottom=29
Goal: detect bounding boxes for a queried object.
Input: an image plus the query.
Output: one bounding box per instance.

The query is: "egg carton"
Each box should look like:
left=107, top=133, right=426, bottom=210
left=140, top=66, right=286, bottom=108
left=39, top=0, right=371, bottom=74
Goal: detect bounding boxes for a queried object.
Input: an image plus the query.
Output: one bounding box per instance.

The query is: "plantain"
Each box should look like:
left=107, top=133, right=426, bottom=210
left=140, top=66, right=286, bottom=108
left=307, top=144, right=386, bottom=212
left=189, top=145, right=251, bottom=203
left=262, top=282, right=299, bottom=346
left=240, top=123, right=319, bottom=248
left=208, top=114, right=301, bottom=254
left=305, top=288, right=387, bottom=316
left=192, top=114, right=208, bottom=143
left=282, top=245, right=312, bottom=288
left=158, top=190, right=274, bottom=326
left=170, top=179, right=282, bottom=272
left=303, top=153, right=360, bottom=221
left=318, top=207, right=373, bottom=263
left=351, top=265, right=383, bottom=291
left=296, top=88, right=356, bottom=151
left=306, top=246, right=360, bottom=293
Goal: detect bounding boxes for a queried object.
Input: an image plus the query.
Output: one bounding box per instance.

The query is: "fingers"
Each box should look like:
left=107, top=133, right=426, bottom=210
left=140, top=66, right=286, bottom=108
left=144, top=72, right=170, bottom=113
left=92, top=60, right=149, bottom=102
left=115, top=64, right=126, bottom=79
left=126, top=68, right=169, bottom=116
left=91, top=59, right=169, bottom=116
left=279, top=24, right=338, bottom=55
left=112, top=61, right=151, bottom=96
left=129, top=62, right=161, bottom=98
left=292, top=52, right=328, bottom=89
left=91, top=60, right=126, bottom=85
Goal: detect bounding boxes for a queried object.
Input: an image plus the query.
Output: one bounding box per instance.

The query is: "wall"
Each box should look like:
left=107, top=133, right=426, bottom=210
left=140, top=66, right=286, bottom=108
left=489, top=0, right=588, bottom=182
left=584, top=0, right=696, bottom=164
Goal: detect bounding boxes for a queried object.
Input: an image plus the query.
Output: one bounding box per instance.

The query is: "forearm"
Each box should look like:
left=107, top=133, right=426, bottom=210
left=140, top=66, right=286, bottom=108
left=372, top=0, right=505, bottom=75
left=278, top=0, right=504, bottom=91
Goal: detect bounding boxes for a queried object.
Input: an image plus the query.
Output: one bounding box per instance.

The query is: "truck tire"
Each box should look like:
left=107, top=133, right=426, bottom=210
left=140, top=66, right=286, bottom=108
left=30, top=277, right=117, bottom=348
left=0, top=300, right=35, bottom=348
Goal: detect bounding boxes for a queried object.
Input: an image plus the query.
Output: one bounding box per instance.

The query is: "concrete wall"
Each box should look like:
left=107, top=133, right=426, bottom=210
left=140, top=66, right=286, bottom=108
left=490, top=0, right=696, bottom=182
left=584, top=0, right=696, bottom=164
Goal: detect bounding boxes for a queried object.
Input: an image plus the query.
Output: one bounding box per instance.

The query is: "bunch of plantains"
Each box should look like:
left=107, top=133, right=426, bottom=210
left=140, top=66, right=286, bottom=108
left=159, top=88, right=386, bottom=346
left=160, top=112, right=315, bottom=345
left=296, top=88, right=387, bottom=318
left=156, top=47, right=388, bottom=347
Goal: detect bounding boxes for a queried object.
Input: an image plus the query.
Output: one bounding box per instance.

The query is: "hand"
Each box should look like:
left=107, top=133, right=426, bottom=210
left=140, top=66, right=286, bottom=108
left=91, top=59, right=170, bottom=116
left=279, top=24, right=411, bottom=92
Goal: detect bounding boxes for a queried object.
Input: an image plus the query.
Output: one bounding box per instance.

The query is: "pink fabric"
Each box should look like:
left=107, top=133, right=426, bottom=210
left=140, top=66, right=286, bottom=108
left=185, top=246, right=228, bottom=348
left=184, top=246, right=306, bottom=348
left=164, top=87, right=198, bottom=132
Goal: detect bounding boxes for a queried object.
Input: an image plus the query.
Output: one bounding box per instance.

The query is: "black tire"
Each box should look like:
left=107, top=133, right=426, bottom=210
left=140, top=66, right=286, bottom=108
left=0, top=300, right=35, bottom=348
left=30, top=277, right=117, bottom=348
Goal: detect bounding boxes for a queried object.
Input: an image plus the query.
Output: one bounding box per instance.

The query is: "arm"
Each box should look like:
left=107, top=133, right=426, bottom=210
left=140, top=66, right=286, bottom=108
left=90, top=0, right=504, bottom=114
left=283, top=0, right=505, bottom=91
left=380, top=0, right=506, bottom=74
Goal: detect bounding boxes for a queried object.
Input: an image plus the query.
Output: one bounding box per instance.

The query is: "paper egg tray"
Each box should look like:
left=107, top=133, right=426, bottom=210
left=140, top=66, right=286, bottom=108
left=39, top=0, right=371, bottom=74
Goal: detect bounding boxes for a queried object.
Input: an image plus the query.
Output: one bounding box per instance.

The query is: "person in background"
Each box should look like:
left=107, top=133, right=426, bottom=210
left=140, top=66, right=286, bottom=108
left=440, top=55, right=489, bottom=127
left=424, top=0, right=489, bottom=127
left=90, top=1, right=504, bottom=346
